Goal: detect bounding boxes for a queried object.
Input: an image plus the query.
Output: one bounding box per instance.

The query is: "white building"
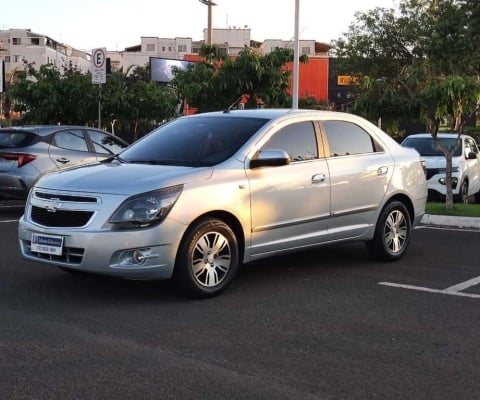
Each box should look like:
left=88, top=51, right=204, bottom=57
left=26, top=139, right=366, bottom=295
left=1, top=28, right=328, bottom=80
left=0, top=29, right=91, bottom=80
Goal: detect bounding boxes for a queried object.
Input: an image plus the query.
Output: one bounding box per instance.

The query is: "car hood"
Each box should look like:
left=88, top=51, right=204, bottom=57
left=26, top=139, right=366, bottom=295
left=423, top=155, right=460, bottom=169
left=35, top=162, right=213, bottom=195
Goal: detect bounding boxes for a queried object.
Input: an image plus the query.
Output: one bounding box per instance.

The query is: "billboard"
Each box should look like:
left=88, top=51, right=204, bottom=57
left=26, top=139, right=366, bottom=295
left=150, top=57, right=197, bottom=83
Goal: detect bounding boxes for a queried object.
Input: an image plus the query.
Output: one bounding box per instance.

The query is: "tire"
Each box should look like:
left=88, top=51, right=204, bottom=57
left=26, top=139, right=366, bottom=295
left=366, top=201, right=411, bottom=261
left=457, top=180, right=469, bottom=204
left=174, top=218, right=239, bottom=298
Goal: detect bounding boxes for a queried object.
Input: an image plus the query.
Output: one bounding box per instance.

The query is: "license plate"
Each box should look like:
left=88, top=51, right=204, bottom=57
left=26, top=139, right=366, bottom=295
left=31, top=232, right=64, bottom=256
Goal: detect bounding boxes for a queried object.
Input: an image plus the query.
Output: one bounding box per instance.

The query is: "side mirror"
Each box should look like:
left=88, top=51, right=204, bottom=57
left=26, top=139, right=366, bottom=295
left=467, top=152, right=477, bottom=160
left=250, top=149, right=291, bottom=169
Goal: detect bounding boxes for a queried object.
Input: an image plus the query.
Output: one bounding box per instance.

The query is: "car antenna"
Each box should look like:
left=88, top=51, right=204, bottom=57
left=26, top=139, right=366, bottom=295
left=223, top=94, right=244, bottom=113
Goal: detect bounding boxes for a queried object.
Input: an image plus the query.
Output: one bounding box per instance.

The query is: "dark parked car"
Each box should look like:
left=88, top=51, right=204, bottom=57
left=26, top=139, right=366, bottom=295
left=0, top=125, right=129, bottom=200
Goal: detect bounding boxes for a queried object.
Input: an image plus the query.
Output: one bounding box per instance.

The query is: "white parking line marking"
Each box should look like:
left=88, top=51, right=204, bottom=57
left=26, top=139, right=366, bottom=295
left=444, top=276, right=480, bottom=293
left=379, top=279, right=480, bottom=299
left=0, top=220, right=19, bottom=223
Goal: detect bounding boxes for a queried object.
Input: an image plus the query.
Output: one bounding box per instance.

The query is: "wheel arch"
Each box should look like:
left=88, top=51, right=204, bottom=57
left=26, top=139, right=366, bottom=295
left=175, top=210, right=246, bottom=266
left=384, top=193, right=415, bottom=224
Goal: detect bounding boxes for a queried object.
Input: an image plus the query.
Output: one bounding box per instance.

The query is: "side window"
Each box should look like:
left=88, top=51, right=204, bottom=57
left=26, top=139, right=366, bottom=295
left=54, top=130, right=88, bottom=152
left=465, top=138, right=477, bottom=155
left=262, top=121, right=318, bottom=162
left=323, top=121, right=382, bottom=157
left=88, top=130, right=127, bottom=155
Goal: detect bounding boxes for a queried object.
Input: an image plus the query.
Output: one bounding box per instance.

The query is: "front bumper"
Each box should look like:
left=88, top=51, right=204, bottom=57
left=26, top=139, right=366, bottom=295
left=18, top=214, right=185, bottom=280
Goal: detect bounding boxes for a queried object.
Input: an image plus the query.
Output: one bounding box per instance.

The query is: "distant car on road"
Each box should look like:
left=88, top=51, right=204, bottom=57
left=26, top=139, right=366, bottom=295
left=401, top=133, right=480, bottom=203
left=18, top=109, right=427, bottom=298
left=0, top=125, right=129, bottom=200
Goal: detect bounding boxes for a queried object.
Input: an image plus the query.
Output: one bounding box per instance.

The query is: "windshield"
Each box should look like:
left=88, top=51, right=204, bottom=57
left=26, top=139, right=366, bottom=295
left=120, top=116, right=269, bottom=166
left=403, top=137, right=462, bottom=157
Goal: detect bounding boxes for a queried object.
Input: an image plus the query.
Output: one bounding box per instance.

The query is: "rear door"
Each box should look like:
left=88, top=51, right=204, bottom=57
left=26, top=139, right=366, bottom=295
left=48, top=129, right=97, bottom=169
left=320, top=120, right=394, bottom=240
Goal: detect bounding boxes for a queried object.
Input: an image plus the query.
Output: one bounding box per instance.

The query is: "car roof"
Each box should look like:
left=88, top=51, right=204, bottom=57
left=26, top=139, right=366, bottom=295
left=406, top=133, right=469, bottom=139
left=186, top=108, right=370, bottom=123
left=0, top=125, right=107, bottom=137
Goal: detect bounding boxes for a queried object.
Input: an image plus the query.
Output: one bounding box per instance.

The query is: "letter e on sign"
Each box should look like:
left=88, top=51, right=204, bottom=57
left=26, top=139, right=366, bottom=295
left=92, top=47, right=107, bottom=84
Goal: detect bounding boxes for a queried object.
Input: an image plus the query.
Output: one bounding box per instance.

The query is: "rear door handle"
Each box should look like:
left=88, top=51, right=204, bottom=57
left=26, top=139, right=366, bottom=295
left=56, top=157, right=70, bottom=164
left=312, top=173, right=327, bottom=183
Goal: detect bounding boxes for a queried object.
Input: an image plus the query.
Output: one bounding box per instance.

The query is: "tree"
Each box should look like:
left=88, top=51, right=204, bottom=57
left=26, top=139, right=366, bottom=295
left=7, top=62, right=178, bottom=141
left=171, top=45, right=305, bottom=113
left=332, top=0, right=480, bottom=208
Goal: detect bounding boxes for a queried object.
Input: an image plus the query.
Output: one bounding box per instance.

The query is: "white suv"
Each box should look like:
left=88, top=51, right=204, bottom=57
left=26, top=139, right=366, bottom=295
left=402, top=133, right=480, bottom=203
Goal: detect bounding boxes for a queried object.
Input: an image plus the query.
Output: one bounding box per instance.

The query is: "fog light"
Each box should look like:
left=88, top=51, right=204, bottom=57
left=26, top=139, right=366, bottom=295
left=126, top=249, right=150, bottom=265
left=438, top=177, right=458, bottom=186
left=132, top=250, right=146, bottom=264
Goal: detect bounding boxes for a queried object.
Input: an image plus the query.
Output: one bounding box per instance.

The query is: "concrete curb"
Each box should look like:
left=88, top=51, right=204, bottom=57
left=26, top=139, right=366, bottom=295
left=421, top=214, right=480, bottom=229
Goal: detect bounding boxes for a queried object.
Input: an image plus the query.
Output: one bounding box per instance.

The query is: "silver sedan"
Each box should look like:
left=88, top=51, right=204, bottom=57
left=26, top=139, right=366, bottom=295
left=18, top=109, right=427, bottom=298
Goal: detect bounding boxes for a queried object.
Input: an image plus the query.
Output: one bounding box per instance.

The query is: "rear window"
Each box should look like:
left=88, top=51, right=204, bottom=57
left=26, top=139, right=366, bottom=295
left=0, top=131, right=36, bottom=149
left=402, top=137, right=462, bottom=157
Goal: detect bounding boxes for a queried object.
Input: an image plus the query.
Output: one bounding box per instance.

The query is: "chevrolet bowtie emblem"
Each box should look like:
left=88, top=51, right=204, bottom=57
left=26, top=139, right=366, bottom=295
left=44, top=199, right=63, bottom=213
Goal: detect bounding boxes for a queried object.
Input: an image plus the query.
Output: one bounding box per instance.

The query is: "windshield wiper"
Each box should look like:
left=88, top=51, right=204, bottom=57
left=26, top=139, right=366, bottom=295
left=102, top=154, right=127, bottom=163
left=129, top=159, right=186, bottom=166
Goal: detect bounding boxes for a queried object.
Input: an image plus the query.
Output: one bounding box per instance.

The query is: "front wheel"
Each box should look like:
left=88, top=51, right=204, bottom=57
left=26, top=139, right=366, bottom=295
left=366, top=201, right=411, bottom=261
left=456, top=180, right=469, bottom=204
left=174, top=218, right=239, bottom=298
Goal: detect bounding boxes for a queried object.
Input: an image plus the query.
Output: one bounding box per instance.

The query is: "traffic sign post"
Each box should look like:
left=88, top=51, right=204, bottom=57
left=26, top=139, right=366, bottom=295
left=92, top=47, right=106, bottom=84
left=92, top=48, right=106, bottom=129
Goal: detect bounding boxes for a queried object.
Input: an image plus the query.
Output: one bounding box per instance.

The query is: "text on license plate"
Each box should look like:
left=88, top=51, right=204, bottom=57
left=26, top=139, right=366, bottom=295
left=31, top=232, right=64, bottom=256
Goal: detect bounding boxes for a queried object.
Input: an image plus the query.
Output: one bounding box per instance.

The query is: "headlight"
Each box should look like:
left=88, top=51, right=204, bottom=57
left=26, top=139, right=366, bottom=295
left=109, top=185, right=183, bottom=229
left=439, top=177, right=458, bottom=186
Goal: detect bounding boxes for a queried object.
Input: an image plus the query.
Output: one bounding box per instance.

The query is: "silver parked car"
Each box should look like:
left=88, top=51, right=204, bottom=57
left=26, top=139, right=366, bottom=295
left=18, top=109, right=427, bottom=298
left=0, top=125, right=129, bottom=200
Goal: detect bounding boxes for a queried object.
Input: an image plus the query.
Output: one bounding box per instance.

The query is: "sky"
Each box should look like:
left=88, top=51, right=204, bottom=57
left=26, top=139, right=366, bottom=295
left=2, top=0, right=399, bottom=52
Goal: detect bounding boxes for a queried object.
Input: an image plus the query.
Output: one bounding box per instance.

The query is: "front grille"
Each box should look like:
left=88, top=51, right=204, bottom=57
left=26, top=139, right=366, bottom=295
left=426, top=168, right=440, bottom=180
left=34, top=191, right=98, bottom=203
left=31, top=206, right=94, bottom=227
left=22, top=239, right=84, bottom=264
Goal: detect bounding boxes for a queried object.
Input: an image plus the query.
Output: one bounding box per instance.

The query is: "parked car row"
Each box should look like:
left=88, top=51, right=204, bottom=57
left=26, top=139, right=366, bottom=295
left=17, top=109, right=427, bottom=297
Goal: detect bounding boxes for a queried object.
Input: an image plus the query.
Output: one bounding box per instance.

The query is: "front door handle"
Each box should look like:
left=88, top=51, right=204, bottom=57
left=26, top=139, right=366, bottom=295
left=377, top=166, right=388, bottom=176
left=56, top=157, right=70, bottom=164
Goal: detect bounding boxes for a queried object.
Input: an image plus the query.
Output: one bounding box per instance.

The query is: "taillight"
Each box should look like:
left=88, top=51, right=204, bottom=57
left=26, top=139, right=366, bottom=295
left=1, top=153, right=37, bottom=167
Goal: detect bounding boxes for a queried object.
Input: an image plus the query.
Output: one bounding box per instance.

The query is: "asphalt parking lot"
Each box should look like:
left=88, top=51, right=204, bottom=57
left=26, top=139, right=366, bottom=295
left=1, top=202, right=480, bottom=400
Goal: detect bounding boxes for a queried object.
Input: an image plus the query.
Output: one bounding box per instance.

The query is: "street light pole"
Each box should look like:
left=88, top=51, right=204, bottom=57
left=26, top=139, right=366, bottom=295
left=198, top=0, right=217, bottom=45
left=292, top=0, right=300, bottom=109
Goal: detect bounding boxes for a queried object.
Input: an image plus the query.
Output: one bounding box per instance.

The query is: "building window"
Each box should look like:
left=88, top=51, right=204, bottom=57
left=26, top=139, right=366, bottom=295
left=4, top=56, right=10, bottom=62
left=12, top=38, right=21, bottom=45
left=31, top=38, right=40, bottom=45
left=178, top=44, right=187, bottom=52
left=13, top=55, right=20, bottom=62
left=146, top=43, right=155, bottom=52
left=168, top=46, right=172, bottom=52
left=192, top=47, right=200, bottom=54
left=161, top=46, right=165, bottom=52
left=301, top=47, right=310, bottom=55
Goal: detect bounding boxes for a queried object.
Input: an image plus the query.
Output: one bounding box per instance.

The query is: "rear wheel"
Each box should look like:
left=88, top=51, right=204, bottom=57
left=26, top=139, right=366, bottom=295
left=366, top=201, right=411, bottom=261
left=174, top=218, right=239, bottom=298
